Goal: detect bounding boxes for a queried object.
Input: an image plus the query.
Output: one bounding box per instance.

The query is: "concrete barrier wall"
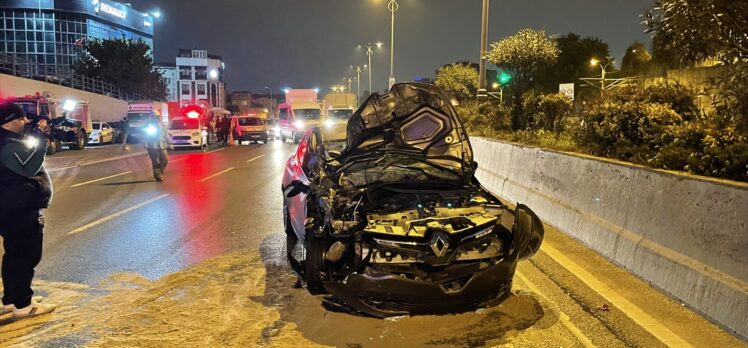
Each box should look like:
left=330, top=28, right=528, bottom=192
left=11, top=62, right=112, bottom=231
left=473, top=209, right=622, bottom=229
left=471, top=136, right=748, bottom=339
left=0, top=74, right=128, bottom=122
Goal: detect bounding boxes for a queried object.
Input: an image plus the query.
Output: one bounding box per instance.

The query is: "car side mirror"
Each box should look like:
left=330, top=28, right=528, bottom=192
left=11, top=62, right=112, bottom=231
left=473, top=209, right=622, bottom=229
left=285, top=180, right=310, bottom=198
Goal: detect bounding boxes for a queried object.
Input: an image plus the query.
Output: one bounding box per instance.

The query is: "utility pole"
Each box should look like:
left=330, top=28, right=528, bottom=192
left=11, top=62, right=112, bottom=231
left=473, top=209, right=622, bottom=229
left=477, top=0, right=490, bottom=99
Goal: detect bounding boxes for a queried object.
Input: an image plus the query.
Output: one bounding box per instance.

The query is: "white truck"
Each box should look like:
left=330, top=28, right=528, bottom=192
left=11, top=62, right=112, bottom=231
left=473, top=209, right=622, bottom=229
left=323, top=93, right=357, bottom=126
left=278, top=89, right=323, bottom=143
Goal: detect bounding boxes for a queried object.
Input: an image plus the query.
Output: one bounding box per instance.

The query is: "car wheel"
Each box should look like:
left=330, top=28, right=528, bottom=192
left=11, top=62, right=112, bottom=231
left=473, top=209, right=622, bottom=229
left=293, top=132, right=300, bottom=144
left=514, top=204, right=544, bottom=261
left=45, top=138, right=57, bottom=155
left=280, top=132, right=287, bottom=143
left=304, top=231, right=330, bottom=295
left=98, top=135, right=103, bottom=145
left=70, top=132, right=86, bottom=150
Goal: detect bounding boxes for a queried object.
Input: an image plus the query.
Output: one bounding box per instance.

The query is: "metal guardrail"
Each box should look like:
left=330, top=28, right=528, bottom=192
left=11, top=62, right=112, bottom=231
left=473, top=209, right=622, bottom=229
left=0, top=53, right=148, bottom=101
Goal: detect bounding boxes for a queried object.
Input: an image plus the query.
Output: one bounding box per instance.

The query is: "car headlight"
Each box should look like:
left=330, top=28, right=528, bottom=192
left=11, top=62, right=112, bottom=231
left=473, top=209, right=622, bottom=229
left=293, top=120, right=305, bottom=129
left=145, top=125, right=157, bottom=136
left=274, top=126, right=280, bottom=132
left=324, top=119, right=335, bottom=128
left=192, top=132, right=200, bottom=137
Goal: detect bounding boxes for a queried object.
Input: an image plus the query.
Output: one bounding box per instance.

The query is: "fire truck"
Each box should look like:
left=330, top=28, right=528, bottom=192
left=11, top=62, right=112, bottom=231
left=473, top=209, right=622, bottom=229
left=3, top=93, right=92, bottom=155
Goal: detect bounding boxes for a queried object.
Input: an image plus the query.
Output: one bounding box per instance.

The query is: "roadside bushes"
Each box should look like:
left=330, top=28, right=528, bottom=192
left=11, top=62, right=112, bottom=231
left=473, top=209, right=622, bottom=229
left=522, top=93, right=573, bottom=132
left=455, top=100, right=511, bottom=136
left=576, top=81, right=747, bottom=181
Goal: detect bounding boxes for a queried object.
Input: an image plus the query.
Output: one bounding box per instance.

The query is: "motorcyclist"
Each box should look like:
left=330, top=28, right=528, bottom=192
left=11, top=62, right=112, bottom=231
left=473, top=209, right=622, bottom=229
left=121, top=116, right=169, bottom=181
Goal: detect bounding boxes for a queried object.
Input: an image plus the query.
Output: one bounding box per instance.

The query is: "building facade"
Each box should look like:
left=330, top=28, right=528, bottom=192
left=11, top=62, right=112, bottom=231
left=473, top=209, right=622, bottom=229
left=155, top=62, right=177, bottom=102
left=175, top=49, right=225, bottom=108
left=0, top=0, right=154, bottom=79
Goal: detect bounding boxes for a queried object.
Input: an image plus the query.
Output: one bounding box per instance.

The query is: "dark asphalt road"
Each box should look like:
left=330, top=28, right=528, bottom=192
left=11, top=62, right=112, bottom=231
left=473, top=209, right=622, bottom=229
left=0, top=140, right=744, bottom=347
left=38, top=141, right=294, bottom=284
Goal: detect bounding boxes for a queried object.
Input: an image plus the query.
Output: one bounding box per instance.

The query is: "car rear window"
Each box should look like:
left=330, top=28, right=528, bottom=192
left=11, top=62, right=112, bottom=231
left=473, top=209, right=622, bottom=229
left=170, top=119, right=200, bottom=129
left=238, top=118, right=263, bottom=126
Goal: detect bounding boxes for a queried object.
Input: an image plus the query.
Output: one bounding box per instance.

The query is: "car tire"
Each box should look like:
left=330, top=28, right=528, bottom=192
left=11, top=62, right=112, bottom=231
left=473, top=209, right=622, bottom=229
left=281, top=132, right=287, bottom=143
left=98, top=135, right=103, bottom=145
left=293, top=132, right=300, bottom=144
left=304, top=232, right=330, bottom=295
left=46, top=138, right=57, bottom=155
left=70, top=132, right=86, bottom=150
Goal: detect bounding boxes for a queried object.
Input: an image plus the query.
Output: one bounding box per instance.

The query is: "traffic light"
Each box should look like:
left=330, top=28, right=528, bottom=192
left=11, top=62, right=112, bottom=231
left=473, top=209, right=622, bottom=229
left=499, top=72, right=512, bottom=85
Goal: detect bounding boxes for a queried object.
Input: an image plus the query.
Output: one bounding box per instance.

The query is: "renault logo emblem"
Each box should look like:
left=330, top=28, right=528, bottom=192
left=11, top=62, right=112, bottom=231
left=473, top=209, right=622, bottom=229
left=430, top=232, right=450, bottom=257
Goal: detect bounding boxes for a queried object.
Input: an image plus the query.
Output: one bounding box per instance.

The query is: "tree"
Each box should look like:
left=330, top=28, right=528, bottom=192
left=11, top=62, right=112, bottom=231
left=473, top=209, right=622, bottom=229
left=488, top=28, right=559, bottom=130
left=74, top=38, right=167, bottom=100
left=534, top=33, right=612, bottom=93
left=435, top=63, right=479, bottom=102
left=620, top=42, right=653, bottom=76
left=644, top=0, right=748, bottom=65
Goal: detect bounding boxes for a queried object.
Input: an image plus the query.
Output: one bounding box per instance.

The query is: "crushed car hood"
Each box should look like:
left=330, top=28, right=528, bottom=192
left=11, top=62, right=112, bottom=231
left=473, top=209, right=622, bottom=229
left=339, top=83, right=475, bottom=183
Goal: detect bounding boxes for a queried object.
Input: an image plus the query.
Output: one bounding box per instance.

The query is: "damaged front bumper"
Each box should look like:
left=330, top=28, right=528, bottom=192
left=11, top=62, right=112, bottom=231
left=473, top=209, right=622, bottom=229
left=324, top=255, right=517, bottom=318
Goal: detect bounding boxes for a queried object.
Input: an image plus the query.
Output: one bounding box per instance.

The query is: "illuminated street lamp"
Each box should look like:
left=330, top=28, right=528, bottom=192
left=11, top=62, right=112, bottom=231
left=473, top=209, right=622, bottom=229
left=150, top=10, right=161, bottom=18
left=590, top=57, right=613, bottom=95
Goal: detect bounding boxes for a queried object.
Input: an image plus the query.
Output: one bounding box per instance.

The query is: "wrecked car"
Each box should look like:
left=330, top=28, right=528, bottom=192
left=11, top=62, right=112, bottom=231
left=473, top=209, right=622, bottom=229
left=281, top=83, right=544, bottom=318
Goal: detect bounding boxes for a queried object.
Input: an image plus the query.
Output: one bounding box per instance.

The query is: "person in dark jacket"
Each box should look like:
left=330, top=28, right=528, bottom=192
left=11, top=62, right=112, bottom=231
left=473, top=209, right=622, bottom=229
left=0, top=102, right=56, bottom=319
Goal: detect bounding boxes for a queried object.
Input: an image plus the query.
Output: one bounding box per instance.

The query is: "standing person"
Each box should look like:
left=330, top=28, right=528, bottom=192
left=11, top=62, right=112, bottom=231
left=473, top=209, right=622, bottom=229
left=121, top=116, right=169, bottom=181
left=0, top=102, right=56, bottom=319
left=143, top=117, right=169, bottom=181
left=218, top=115, right=231, bottom=145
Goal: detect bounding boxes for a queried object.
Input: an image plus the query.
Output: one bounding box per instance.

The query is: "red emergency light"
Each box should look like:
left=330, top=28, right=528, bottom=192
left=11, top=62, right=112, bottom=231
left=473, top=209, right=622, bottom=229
left=180, top=104, right=205, bottom=119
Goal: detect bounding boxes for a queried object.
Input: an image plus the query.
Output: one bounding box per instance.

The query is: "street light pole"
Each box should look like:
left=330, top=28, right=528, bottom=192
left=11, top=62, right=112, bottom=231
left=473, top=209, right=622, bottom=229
left=477, top=0, right=490, bottom=98
left=264, top=86, right=273, bottom=118
left=590, top=58, right=612, bottom=97
left=366, top=43, right=373, bottom=95
left=355, top=66, right=362, bottom=101
left=387, top=0, right=399, bottom=89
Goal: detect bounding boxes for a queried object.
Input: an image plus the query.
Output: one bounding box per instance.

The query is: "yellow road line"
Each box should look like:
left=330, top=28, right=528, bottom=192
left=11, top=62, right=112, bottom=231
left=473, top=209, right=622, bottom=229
left=67, top=194, right=170, bottom=235
left=70, top=171, right=133, bottom=188
left=246, top=155, right=265, bottom=163
left=515, top=271, right=596, bottom=347
left=197, top=167, right=235, bottom=183
left=541, top=243, right=693, bottom=348
left=205, top=147, right=226, bottom=154
left=47, top=152, right=146, bottom=172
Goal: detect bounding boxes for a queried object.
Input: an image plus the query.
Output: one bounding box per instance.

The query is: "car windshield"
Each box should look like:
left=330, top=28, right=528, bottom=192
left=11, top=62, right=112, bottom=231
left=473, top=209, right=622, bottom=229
left=294, top=109, right=321, bottom=120
left=238, top=117, right=263, bottom=126
left=170, top=119, right=200, bottom=130
left=127, top=112, right=152, bottom=122
left=13, top=101, right=37, bottom=115
left=92, top=123, right=101, bottom=130
left=328, top=109, right=353, bottom=120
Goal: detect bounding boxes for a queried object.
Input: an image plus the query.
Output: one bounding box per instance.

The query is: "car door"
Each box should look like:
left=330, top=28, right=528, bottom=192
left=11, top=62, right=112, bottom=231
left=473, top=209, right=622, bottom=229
left=285, top=130, right=318, bottom=242
left=101, top=123, right=112, bottom=142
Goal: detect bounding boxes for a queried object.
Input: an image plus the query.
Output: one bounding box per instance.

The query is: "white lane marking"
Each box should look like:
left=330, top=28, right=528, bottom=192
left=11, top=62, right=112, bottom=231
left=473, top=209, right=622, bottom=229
left=70, top=171, right=133, bottom=188
left=205, top=147, right=226, bottom=154
left=67, top=194, right=170, bottom=235
left=515, top=271, right=596, bottom=347
left=246, top=155, right=265, bottom=163
left=541, top=243, right=693, bottom=348
left=197, top=167, right=235, bottom=183
left=48, top=152, right=146, bottom=172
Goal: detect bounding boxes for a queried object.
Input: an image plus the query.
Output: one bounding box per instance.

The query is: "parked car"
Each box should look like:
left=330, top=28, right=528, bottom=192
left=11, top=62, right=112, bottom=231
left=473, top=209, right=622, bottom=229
left=232, top=115, right=268, bottom=144
left=88, top=121, right=115, bottom=145
left=281, top=83, right=544, bottom=317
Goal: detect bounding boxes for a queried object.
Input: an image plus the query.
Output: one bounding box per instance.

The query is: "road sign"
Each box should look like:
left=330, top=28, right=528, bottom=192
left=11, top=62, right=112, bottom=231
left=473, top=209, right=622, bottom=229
left=559, top=83, right=574, bottom=101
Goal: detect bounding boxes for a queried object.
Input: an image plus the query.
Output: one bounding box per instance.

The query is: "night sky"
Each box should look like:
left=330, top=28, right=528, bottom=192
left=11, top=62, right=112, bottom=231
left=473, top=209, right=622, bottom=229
left=126, top=0, right=654, bottom=94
